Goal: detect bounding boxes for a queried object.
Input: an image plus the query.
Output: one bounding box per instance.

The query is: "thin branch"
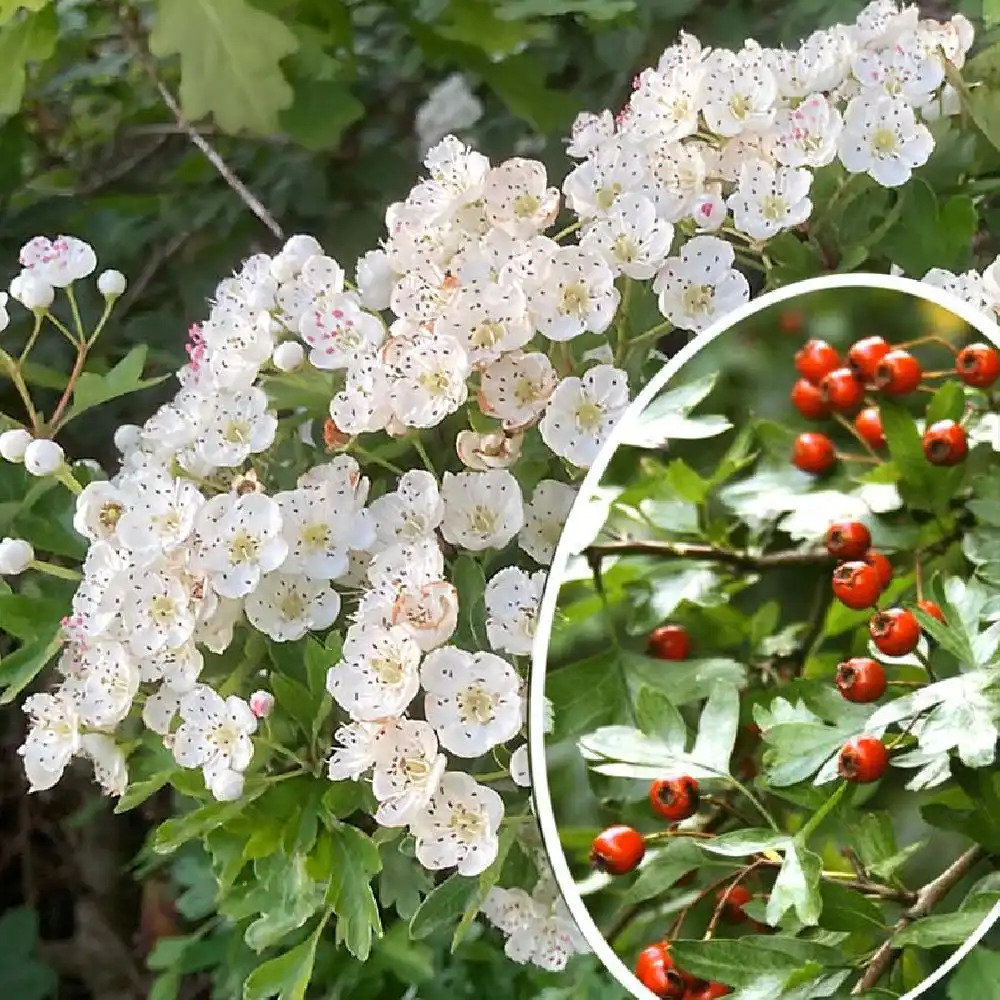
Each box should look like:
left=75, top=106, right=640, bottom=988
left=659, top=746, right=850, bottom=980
left=117, top=4, right=285, bottom=240
left=852, top=846, right=984, bottom=994
left=586, top=539, right=835, bottom=571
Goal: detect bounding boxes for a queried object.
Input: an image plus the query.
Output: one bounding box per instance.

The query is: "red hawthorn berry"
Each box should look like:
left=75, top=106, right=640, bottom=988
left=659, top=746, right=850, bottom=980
left=838, top=736, right=890, bottom=783
left=792, top=432, right=836, bottom=474
left=848, top=336, right=891, bottom=381
left=824, top=520, right=872, bottom=560
left=956, top=343, right=1000, bottom=388
left=854, top=407, right=886, bottom=449
left=591, top=826, right=645, bottom=875
left=831, top=560, right=882, bottom=610
left=650, top=776, right=700, bottom=823
left=635, top=943, right=686, bottom=999
left=819, top=367, right=865, bottom=412
left=873, top=349, right=923, bottom=396
left=918, top=599, right=946, bottom=623
left=716, top=884, right=753, bottom=923
left=791, top=378, right=831, bottom=420
left=648, top=624, right=691, bottom=660
left=863, top=550, right=893, bottom=591
left=795, top=339, right=842, bottom=384
left=922, top=419, right=968, bottom=466
left=870, top=608, right=921, bottom=656
left=835, top=657, right=887, bottom=702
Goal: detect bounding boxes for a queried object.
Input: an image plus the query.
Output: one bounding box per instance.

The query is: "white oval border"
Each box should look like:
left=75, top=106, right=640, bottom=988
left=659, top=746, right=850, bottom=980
left=528, top=272, right=1000, bottom=1000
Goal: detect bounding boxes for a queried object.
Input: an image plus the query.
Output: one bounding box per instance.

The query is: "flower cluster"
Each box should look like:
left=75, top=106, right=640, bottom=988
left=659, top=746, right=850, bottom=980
left=0, top=0, right=996, bottom=978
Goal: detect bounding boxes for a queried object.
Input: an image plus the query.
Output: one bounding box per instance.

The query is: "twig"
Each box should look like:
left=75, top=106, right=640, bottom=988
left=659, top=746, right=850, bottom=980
left=586, top=539, right=835, bottom=570
left=117, top=4, right=284, bottom=240
left=116, top=227, right=196, bottom=320
left=851, top=846, right=984, bottom=994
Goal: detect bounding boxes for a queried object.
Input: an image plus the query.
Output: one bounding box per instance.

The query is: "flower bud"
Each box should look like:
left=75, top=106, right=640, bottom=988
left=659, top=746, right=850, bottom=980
left=97, top=269, right=127, bottom=298
left=0, top=537, right=34, bottom=575
left=12, top=272, right=54, bottom=311
left=0, top=427, right=31, bottom=462
left=23, top=438, right=65, bottom=476
left=113, top=424, right=142, bottom=454
left=272, top=340, right=305, bottom=372
left=0, top=291, right=9, bottom=332
left=249, top=690, right=275, bottom=719
left=207, top=767, right=245, bottom=802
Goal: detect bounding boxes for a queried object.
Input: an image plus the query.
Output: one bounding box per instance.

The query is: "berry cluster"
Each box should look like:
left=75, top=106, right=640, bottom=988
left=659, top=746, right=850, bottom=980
left=635, top=942, right=731, bottom=999
left=789, top=335, right=998, bottom=474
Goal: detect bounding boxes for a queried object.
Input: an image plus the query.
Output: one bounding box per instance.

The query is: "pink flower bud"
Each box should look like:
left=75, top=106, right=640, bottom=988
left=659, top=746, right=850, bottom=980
left=249, top=690, right=274, bottom=719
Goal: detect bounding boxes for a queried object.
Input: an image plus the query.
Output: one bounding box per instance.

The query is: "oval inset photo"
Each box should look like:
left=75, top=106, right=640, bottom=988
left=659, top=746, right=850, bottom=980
left=530, top=276, right=1000, bottom=1000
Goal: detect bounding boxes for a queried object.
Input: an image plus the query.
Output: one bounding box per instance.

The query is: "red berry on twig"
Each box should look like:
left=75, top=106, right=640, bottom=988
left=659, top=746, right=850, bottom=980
left=956, top=343, right=1000, bottom=388
left=863, top=550, right=893, bottom=591
left=870, top=608, right=921, bottom=656
left=922, top=420, right=968, bottom=466
left=848, top=336, right=891, bottom=381
left=832, top=560, right=882, bottom=610
left=835, top=657, right=886, bottom=702
left=824, top=521, right=872, bottom=560
left=716, top=884, right=753, bottom=923
left=854, top=407, right=886, bottom=449
left=795, top=339, right=841, bottom=384
left=792, top=432, right=836, bottom=474
left=635, top=943, right=686, bottom=999
left=838, top=736, right=889, bottom=783
left=648, top=624, right=691, bottom=660
left=918, top=599, right=946, bottom=623
left=819, top=367, right=865, bottom=412
left=650, top=776, right=699, bottom=823
left=591, top=826, right=645, bottom=875
left=791, top=379, right=831, bottom=420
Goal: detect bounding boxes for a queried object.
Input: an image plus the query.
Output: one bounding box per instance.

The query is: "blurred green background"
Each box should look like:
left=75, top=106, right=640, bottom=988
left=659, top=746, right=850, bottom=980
left=0, top=1, right=994, bottom=998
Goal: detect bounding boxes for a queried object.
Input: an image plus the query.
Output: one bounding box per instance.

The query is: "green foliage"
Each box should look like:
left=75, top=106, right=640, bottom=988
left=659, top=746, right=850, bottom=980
left=0, top=908, right=57, bottom=999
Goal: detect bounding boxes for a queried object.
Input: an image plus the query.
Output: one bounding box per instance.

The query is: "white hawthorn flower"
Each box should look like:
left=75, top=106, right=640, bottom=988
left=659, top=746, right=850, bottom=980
left=171, top=685, right=257, bottom=800
left=115, top=477, right=203, bottom=554
left=566, top=110, right=615, bottom=159
left=244, top=572, right=341, bottom=642
left=368, top=470, right=444, bottom=550
left=478, top=352, right=558, bottom=430
left=485, top=567, right=545, bottom=656
left=73, top=481, right=130, bottom=543
left=562, top=144, right=650, bottom=221
left=139, top=641, right=204, bottom=692
left=355, top=249, right=395, bottom=311
left=123, top=565, right=197, bottom=656
left=773, top=94, right=843, bottom=168
left=10, top=271, right=54, bottom=310
left=852, top=32, right=945, bottom=107
left=383, top=329, right=470, bottom=428
left=326, top=623, right=421, bottom=721
left=196, top=387, right=277, bottom=469
left=300, top=292, right=386, bottom=371
left=440, top=469, right=523, bottom=551
left=701, top=48, right=777, bottom=137
left=529, top=245, right=620, bottom=342
left=19, top=235, right=97, bottom=286
left=581, top=193, right=674, bottom=280
left=653, top=235, right=750, bottom=332
left=627, top=64, right=704, bottom=146
left=727, top=159, right=813, bottom=240
left=421, top=646, right=522, bottom=757
left=81, top=733, right=128, bottom=796
left=837, top=93, right=933, bottom=187
left=519, top=479, right=577, bottom=565
left=329, top=359, right=394, bottom=436
left=484, top=158, right=560, bottom=238
left=371, top=719, right=447, bottom=826
left=327, top=720, right=384, bottom=781
left=539, top=365, right=629, bottom=469
left=411, top=772, right=504, bottom=876
left=18, top=692, right=81, bottom=792
left=191, top=492, right=289, bottom=599
left=922, top=268, right=993, bottom=314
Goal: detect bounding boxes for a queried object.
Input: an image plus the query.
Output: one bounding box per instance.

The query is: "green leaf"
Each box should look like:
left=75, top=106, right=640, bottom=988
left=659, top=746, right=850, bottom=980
left=926, top=381, right=966, bottom=426
left=153, top=781, right=268, bottom=853
left=150, top=0, right=299, bottom=135
left=269, top=672, right=317, bottom=741
left=0, top=594, right=67, bottom=640
left=624, top=838, right=705, bottom=905
left=378, top=841, right=433, bottom=920
left=242, top=914, right=327, bottom=1000
left=408, top=873, right=477, bottom=941
left=701, top=829, right=788, bottom=858
left=452, top=825, right=517, bottom=950
left=452, top=555, right=487, bottom=651
left=765, top=841, right=823, bottom=927
left=894, top=906, right=994, bottom=948
left=479, top=52, right=578, bottom=134
left=0, top=0, right=50, bottom=25
left=0, top=6, right=56, bottom=114
left=817, top=880, right=885, bottom=932
left=665, top=458, right=710, bottom=504
left=0, top=906, right=57, bottom=996
left=878, top=399, right=932, bottom=505
left=0, top=628, right=62, bottom=704
left=324, top=825, right=383, bottom=959
left=633, top=683, right=686, bottom=746
left=946, top=60, right=1000, bottom=155
left=64, top=345, right=168, bottom=424
left=947, top=946, right=1000, bottom=1000
left=495, top=0, right=635, bottom=18
left=279, top=79, right=363, bottom=151
left=114, top=772, right=172, bottom=814
left=668, top=937, right=844, bottom=989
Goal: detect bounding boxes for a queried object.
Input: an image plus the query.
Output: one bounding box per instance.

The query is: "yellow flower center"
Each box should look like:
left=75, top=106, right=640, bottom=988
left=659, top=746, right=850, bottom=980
left=561, top=282, right=590, bottom=317
left=149, top=594, right=178, bottom=624
left=595, top=183, right=622, bottom=211
left=760, top=194, right=788, bottom=221
left=229, top=531, right=260, bottom=564
left=301, top=523, right=330, bottom=552
left=458, top=685, right=495, bottom=725
left=512, top=193, right=539, bottom=218
left=682, top=283, right=714, bottom=315
left=449, top=802, right=487, bottom=842
left=280, top=590, right=308, bottom=620
left=574, top=399, right=604, bottom=432
left=871, top=127, right=898, bottom=156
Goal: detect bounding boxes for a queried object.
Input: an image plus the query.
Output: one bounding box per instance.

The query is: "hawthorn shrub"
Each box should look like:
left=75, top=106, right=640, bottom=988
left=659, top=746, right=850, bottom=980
left=1, top=2, right=1000, bottom=998
left=542, top=287, right=1000, bottom=998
